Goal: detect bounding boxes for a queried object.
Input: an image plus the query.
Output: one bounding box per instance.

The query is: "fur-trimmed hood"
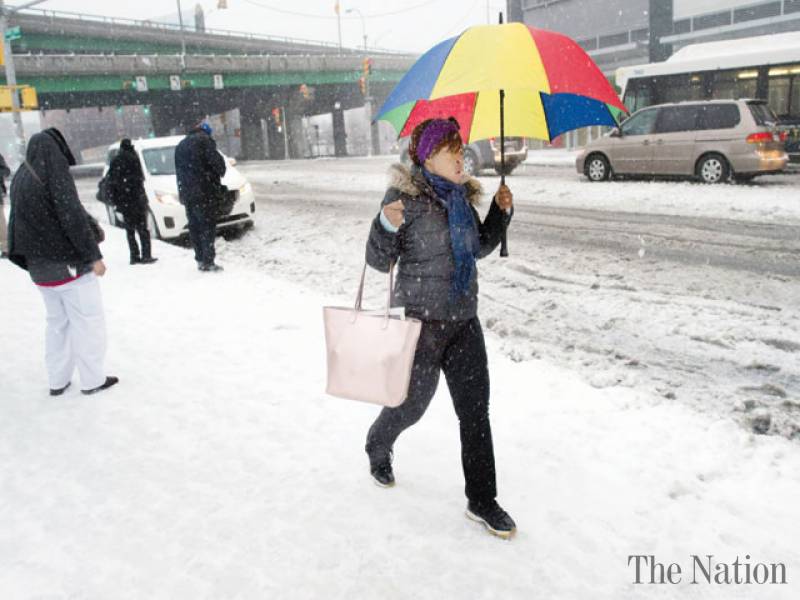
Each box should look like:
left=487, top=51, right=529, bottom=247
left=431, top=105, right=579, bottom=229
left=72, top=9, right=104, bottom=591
left=387, top=163, right=483, bottom=205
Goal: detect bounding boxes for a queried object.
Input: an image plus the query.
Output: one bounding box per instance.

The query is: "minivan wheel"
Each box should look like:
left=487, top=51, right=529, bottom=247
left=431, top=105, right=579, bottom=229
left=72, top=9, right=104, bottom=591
left=463, top=149, right=479, bottom=177
left=696, top=154, right=729, bottom=184
left=585, top=154, right=610, bottom=182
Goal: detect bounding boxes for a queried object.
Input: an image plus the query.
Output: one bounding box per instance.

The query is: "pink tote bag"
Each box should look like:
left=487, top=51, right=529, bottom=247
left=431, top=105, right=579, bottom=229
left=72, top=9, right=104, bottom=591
left=324, top=263, right=422, bottom=407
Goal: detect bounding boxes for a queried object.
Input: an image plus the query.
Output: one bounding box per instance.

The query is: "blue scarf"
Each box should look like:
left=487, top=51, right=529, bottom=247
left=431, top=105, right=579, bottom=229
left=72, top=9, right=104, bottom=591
left=422, top=168, right=479, bottom=300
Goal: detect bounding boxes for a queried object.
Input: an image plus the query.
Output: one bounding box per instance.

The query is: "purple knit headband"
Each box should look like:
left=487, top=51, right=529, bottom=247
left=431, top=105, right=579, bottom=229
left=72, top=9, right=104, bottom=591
left=415, top=119, right=460, bottom=164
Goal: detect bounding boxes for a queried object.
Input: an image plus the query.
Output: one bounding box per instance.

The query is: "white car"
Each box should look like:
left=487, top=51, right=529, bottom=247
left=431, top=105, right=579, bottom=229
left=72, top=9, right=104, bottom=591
left=101, top=136, right=256, bottom=240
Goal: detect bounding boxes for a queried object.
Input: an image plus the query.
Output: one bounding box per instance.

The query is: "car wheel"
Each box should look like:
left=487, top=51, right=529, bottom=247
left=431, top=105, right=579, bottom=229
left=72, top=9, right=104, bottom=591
left=585, top=154, right=611, bottom=182
left=147, top=210, right=162, bottom=241
left=696, top=154, right=729, bottom=184
left=463, top=148, right=479, bottom=177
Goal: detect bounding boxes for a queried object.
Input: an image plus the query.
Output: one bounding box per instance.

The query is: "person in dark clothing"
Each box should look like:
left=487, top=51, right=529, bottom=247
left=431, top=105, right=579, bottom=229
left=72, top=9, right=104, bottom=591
left=7, top=128, right=118, bottom=396
left=174, top=118, right=227, bottom=272
left=364, top=117, right=516, bottom=539
left=0, top=151, right=11, bottom=258
left=107, top=138, right=157, bottom=265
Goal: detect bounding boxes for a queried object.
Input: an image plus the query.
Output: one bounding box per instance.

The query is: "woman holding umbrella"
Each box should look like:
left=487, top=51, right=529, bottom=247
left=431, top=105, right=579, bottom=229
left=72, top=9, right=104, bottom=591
left=364, top=117, right=515, bottom=539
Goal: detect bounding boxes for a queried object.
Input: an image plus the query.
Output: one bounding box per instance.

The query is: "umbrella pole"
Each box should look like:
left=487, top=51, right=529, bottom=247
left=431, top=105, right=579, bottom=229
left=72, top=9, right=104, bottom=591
left=499, top=88, right=509, bottom=257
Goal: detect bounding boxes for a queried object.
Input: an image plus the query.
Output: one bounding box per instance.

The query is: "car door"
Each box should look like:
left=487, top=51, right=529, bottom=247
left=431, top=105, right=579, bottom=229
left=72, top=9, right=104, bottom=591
left=651, top=105, right=700, bottom=175
left=608, top=108, right=658, bottom=174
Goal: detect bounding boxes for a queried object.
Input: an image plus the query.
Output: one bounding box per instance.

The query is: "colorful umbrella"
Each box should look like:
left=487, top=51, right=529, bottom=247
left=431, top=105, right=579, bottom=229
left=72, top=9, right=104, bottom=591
left=376, top=22, right=628, bottom=143
left=375, top=21, right=628, bottom=256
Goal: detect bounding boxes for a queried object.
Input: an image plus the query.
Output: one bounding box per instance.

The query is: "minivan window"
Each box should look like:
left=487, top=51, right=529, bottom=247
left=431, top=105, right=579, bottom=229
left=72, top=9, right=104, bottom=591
left=748, top=101, right=779, bottom=126
left=620, top=109, right=658, bottom=136
left=655, top=106, right=699, bottom=133
left=697, top=104, right=740, bottom=129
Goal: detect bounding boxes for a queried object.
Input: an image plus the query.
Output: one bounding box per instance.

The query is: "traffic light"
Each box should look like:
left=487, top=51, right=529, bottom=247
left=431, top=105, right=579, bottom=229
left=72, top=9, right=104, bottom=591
left=358, top=76, right=366, bottom=96
left=362, top=57, right=372, bottom=78
left=299, top=83, right=310, bottom=100
left=20, top=86, right=38, bottom=110
left=272, top=107, right=281, bottom=128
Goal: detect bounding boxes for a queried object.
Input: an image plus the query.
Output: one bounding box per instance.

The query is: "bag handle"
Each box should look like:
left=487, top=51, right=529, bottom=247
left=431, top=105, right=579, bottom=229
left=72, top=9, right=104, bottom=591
left=353, top=261, right=395, bottom=323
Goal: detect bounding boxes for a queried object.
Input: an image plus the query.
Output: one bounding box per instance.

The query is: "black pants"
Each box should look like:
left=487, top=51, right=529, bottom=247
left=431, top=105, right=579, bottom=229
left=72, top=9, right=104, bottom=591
left=186, top=205, right=216, bottom=266
left=123, top=210, right=152, bottom=261
left=366, top=317, right=497, bottom=503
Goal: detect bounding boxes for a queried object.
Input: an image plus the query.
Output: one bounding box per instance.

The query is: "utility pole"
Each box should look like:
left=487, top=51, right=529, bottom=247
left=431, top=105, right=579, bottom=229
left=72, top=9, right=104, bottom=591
left=176, top=0, right=187, bottom=70
left=1, top=0, right=47, bottom=166
left=335, top=1, right=342, bottom=52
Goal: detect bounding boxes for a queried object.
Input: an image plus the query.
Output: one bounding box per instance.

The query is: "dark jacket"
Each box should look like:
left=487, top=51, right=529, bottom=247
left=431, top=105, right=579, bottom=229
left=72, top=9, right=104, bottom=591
left=107, top=144, right=147, bottom=215
left=175, top=127, right=226, bottom=217
left=7, top=131, right=102, bottom=271
left=0, top=152, right=10, bottom=202
left=366, top=164, right=512, bottom=321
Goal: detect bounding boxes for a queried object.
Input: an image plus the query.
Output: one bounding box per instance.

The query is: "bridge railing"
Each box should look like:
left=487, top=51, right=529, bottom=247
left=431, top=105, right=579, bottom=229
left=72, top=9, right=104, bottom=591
left=16, top=7, right=411, bottom=56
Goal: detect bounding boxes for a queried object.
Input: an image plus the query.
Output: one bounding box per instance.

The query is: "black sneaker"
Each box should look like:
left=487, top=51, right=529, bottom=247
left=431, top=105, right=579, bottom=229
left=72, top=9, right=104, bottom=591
left=371, top=462, right=395, bottom=488
left=366, top=443, right=395, bottom=488
left=466, top=500, right=517, bottom=539
left=82, top=376, right=119, bottom=395
left=130, top=257, right=141, bottom=265
left=140, top=257, right=158, bottom=264
left=49, top=382, right=71, bottom=396
left=198, top=263, right=223, bottom=272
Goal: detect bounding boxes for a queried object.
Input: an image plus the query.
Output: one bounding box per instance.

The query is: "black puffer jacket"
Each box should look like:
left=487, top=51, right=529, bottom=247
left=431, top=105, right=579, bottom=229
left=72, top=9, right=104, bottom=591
left=366, top=164, right=512, bottom=321
left=7, top=130, right=102, bottom=271
left=174, top=127, right=226, bottom=217
left=107, top=142, right=147, bottom=215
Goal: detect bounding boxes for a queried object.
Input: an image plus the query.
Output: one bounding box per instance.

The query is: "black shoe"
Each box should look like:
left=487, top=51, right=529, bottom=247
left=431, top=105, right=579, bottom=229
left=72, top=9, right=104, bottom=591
left=49, top=382, right=71, bottom=396
left=466, top=500, right=517, bottom=539
left=198, top=262, right=223, bottom=272
left=81, top=376, right=119, bottom=395
left=140, top=257, right=158, bottom=264
left=367, top=443, right=395, bottom=488
left=130, top=257, right=141, bottom=265
left=371, top=462, right=395, bottom=488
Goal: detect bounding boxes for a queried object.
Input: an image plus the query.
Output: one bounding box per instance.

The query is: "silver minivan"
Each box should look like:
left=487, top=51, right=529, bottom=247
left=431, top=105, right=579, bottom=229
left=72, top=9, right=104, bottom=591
left=577, top=100, right=788, bottom=183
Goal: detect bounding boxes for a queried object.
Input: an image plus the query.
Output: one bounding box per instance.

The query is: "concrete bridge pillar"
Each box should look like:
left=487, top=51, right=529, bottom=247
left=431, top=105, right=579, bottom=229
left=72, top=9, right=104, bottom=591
left=332, top=104, right=347, bottom=157
left=239, top=103, right=267, bottom=160
left=286, top=112, right=306, bottom=159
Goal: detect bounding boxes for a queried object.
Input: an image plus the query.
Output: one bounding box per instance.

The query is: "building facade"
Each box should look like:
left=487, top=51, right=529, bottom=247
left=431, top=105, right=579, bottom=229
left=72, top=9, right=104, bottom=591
left=508, top=0, right=800, bottom=74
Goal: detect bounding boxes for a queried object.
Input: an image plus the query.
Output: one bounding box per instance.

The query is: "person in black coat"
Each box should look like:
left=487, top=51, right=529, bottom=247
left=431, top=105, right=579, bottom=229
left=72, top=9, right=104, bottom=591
left=174, top=118, right=226, bottom=272
left=363, top=118, right=516, bottom=539
left=0, top=151, right=11, bottom=257
left=7, top=128, right=118, bottom=395
left=108, top=138, right=157, bottom=265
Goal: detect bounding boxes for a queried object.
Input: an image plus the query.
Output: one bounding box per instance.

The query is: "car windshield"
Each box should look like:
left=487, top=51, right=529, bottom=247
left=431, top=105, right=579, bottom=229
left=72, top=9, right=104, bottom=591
left=141, top=147, right=177, bottom=176
left=748, top=102, right=779, bottom=127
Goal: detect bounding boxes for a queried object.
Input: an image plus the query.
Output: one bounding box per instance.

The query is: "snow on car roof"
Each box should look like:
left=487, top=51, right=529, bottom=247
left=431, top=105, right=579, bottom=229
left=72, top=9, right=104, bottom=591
left=106, top=135, right=186, bottom=151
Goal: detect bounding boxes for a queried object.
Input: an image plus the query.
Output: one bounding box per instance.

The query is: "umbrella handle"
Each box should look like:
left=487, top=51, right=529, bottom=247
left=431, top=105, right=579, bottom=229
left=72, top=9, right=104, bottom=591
left=499, top=88, right=509, bottom=258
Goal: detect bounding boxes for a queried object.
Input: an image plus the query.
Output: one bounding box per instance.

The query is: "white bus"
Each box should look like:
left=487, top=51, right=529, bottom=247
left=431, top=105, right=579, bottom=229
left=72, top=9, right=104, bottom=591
left=616, top=31, right=800, bottom=156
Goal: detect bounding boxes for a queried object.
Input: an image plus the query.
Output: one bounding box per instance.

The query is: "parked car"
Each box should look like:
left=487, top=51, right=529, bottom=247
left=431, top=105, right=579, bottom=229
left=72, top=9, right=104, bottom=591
left=576, top=99, right=789, bottom=183
left=98, top=136, right=256, bottom=240
left=399, top=135, right=528, bottom=176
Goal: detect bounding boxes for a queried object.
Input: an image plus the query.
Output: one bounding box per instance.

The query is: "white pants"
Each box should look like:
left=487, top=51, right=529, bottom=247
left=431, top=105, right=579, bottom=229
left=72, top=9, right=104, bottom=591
left=37, top=273, right=107, bottom=391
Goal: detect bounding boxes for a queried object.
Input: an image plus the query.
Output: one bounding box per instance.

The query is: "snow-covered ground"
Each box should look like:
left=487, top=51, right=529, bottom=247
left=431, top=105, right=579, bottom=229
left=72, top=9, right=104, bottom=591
left=2, top=219, right=799, bottom=599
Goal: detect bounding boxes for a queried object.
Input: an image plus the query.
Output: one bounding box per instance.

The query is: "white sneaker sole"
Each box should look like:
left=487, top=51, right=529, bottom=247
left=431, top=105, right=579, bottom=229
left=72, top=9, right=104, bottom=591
left=465, top=509, right=516, bottom=540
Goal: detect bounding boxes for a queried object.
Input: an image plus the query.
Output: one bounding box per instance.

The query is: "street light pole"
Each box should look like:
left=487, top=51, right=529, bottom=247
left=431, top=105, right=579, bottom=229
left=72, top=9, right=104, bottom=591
left=346, top=8, right=367, bottom=50
left=175, top=0, right=186, bottom=70
left=1, top=0, right=47, bottom=166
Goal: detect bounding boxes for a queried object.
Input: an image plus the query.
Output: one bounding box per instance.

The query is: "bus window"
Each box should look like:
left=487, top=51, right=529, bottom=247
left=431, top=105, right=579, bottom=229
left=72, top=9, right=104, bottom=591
left=659, top=74, right=704, bottom=104
left=768, top=75, right=791, bottom=116
left=712, top=71, right=757, bottom=100
left=623, top=81, right=653, bottom=112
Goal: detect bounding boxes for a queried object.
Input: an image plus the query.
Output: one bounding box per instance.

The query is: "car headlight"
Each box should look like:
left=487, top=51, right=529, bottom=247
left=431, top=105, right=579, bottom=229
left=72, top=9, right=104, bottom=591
left=154, top=191, right=180, bottom=205
left=239, top=182, right=252, bottom=196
